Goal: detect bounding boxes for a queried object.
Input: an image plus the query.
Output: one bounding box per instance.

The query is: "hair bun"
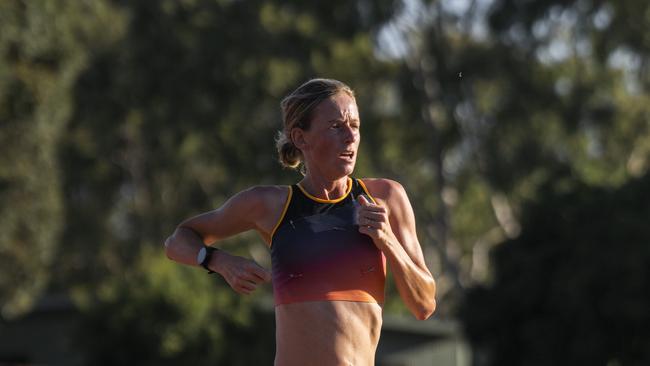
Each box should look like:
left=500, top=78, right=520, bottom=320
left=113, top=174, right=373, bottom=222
left=275, top=131, right=301, bottom=169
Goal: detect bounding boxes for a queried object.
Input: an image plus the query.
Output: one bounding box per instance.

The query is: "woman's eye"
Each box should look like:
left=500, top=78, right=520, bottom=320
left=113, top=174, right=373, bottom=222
left=330, top=122, right=359, bottom=130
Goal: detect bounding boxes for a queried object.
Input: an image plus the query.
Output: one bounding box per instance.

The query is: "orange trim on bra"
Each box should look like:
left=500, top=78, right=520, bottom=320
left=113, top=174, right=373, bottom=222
left=270, top=186, right=293, bottom=245
left=296, top=177, right=353, bottom=204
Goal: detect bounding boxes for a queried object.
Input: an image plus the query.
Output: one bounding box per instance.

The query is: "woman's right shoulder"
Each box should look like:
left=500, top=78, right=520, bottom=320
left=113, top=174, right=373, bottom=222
left=179, top=185, right=292, bottom=243
left=237, top=185, right=291, bottom=211
left=236, top=185, right=292, bottom=237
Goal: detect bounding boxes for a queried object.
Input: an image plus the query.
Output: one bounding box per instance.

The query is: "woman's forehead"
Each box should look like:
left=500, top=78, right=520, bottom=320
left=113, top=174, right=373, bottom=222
left=313, top=93, right=359, bottom=122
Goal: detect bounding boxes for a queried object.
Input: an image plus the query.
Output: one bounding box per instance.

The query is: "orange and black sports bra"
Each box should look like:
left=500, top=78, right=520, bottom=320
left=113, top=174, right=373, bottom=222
left=270, top=177, right=386, bottom=306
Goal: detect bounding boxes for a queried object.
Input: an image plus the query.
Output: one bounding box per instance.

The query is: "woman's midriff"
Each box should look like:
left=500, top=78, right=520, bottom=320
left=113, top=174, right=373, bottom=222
left=274, top=301, right=383, bottom=366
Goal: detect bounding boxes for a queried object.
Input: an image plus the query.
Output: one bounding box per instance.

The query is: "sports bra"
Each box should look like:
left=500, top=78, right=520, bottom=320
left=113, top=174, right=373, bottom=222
left=270, top=177, right=386, bottom=306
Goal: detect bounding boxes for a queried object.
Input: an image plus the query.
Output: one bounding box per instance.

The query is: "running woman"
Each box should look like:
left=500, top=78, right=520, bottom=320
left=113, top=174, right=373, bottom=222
left=164, top=78, right=436, bottom=366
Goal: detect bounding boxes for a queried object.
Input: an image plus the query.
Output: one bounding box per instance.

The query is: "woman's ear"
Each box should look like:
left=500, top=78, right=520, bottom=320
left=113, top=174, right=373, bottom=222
left=291, top=128, right=308, bottom=151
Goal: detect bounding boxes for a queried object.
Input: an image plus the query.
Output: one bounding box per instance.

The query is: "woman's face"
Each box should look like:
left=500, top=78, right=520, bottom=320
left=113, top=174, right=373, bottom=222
left=294, top=92, right=361, bottom=180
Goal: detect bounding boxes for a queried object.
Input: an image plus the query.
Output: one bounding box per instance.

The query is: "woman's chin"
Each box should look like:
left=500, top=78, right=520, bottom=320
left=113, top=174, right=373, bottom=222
left=340, top=163, right=355, bottom=176
left=318, top=160, right=355, bottom=178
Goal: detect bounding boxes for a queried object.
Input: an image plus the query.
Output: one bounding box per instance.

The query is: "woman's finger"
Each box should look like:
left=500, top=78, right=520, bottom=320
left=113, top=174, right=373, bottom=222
left=358, top=200, right=386, bottom=212
left=358, top=225, right=378, bottom=237
left=237, top=280, right=256, bottom=292
left=359, top=211, right=384, bottom=222
left=239, top=272, right=266, bottom=286
left=236, top=287, right=252, bottom=295
left=248, top=263, right=272, bottom=283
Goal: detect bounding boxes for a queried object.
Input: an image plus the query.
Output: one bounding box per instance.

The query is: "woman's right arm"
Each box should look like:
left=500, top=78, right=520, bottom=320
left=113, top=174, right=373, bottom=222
left=164, top=186, right=280, bottom=294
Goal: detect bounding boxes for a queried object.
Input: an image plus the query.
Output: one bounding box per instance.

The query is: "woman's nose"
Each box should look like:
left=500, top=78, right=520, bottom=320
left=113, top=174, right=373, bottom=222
left=342, top=125, right=358, bottom=143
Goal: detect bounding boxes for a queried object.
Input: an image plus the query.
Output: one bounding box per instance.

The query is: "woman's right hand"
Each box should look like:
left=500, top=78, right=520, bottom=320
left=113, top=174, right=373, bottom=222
left=212, top=251, right=272, bottom=295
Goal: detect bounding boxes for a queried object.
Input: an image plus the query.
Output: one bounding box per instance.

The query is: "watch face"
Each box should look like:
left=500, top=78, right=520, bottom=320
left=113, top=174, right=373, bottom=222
left=197, top=247, right=207, bottom=265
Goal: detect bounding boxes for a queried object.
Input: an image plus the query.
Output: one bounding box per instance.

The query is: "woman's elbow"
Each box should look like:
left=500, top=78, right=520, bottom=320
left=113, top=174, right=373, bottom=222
left=414, top=279, right=437, bottom=320
left=163, top=233, right=178, bottom=260
left=414, top=299, right=436, bottom=321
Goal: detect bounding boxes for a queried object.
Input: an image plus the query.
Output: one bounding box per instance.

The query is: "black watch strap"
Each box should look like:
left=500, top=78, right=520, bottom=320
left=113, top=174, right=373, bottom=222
left=197, top=246, right=217, bottom=274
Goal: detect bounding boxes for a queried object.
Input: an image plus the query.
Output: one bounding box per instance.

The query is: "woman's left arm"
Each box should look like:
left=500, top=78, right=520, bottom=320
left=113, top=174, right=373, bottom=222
left=358, top=179, right=436, bottom=320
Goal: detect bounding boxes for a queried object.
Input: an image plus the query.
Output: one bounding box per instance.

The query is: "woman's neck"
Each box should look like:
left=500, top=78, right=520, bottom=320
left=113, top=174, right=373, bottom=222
left=298, top=175, right=350, bottom=201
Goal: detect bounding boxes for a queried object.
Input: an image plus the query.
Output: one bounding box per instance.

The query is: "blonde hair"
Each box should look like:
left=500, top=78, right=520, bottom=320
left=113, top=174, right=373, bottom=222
left=276, top=78, right=355, bottom=170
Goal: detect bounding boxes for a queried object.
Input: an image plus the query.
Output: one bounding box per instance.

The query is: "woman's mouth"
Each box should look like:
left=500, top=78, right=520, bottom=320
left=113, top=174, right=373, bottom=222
left=339, top=151, right=355, bottom=161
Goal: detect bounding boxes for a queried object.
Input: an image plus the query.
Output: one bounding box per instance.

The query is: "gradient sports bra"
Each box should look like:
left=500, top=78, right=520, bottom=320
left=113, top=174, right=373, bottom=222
left=270, top=177, right=386, bottom=306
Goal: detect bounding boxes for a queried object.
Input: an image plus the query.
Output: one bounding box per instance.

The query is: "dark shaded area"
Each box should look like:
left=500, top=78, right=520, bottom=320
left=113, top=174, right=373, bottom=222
left=461, top=172, right=650, bottom=365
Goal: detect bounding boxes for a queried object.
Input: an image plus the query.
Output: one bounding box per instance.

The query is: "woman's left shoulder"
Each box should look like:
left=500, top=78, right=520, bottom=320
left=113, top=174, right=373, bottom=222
left=358, top=177, right=408, bottom=202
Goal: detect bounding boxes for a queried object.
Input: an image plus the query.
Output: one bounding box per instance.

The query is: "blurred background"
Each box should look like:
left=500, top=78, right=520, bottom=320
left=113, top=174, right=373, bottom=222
left=1, top=0, right=649, bottom=365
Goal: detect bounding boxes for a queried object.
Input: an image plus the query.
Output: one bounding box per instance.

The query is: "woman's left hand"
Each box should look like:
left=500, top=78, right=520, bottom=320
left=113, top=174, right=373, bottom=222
left=356, top=195, right=396, bottom=249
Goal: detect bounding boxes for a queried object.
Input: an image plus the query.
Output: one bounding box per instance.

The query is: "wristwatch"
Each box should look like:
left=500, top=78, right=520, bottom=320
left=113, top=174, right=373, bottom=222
left=197, top=246, right=217, bottom=274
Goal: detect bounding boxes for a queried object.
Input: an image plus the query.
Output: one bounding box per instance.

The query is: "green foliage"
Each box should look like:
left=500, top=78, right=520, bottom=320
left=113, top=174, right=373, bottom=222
left=427, top=0, right=650, bottom=361
left=0, top=0, right=126, bottom=318
left=376, top=0, right=650, bottom=317
left=461, top=172, right=650, bottom=365
left=31, top=0, right=400, bottom=362
left=74, top=246, right=274, bottom=365
left=3, top=0, right=649, bottom=362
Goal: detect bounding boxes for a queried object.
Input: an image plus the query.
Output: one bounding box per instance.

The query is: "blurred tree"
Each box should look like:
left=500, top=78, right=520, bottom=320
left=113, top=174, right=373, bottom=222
left=56, top=0, right=398, bottom=291
left=47, top=0, right=401, bottom=362
left=5, top=0, right=647, bottom=362
left=408, top=0, right=650, bottom=362
left=0, top=0, right=126, bottom=319
left=461, top=171, right=650, bottom=365
left=375, top=0, right=650, bottom=316
left=75, top=247, right=275, bottom=365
